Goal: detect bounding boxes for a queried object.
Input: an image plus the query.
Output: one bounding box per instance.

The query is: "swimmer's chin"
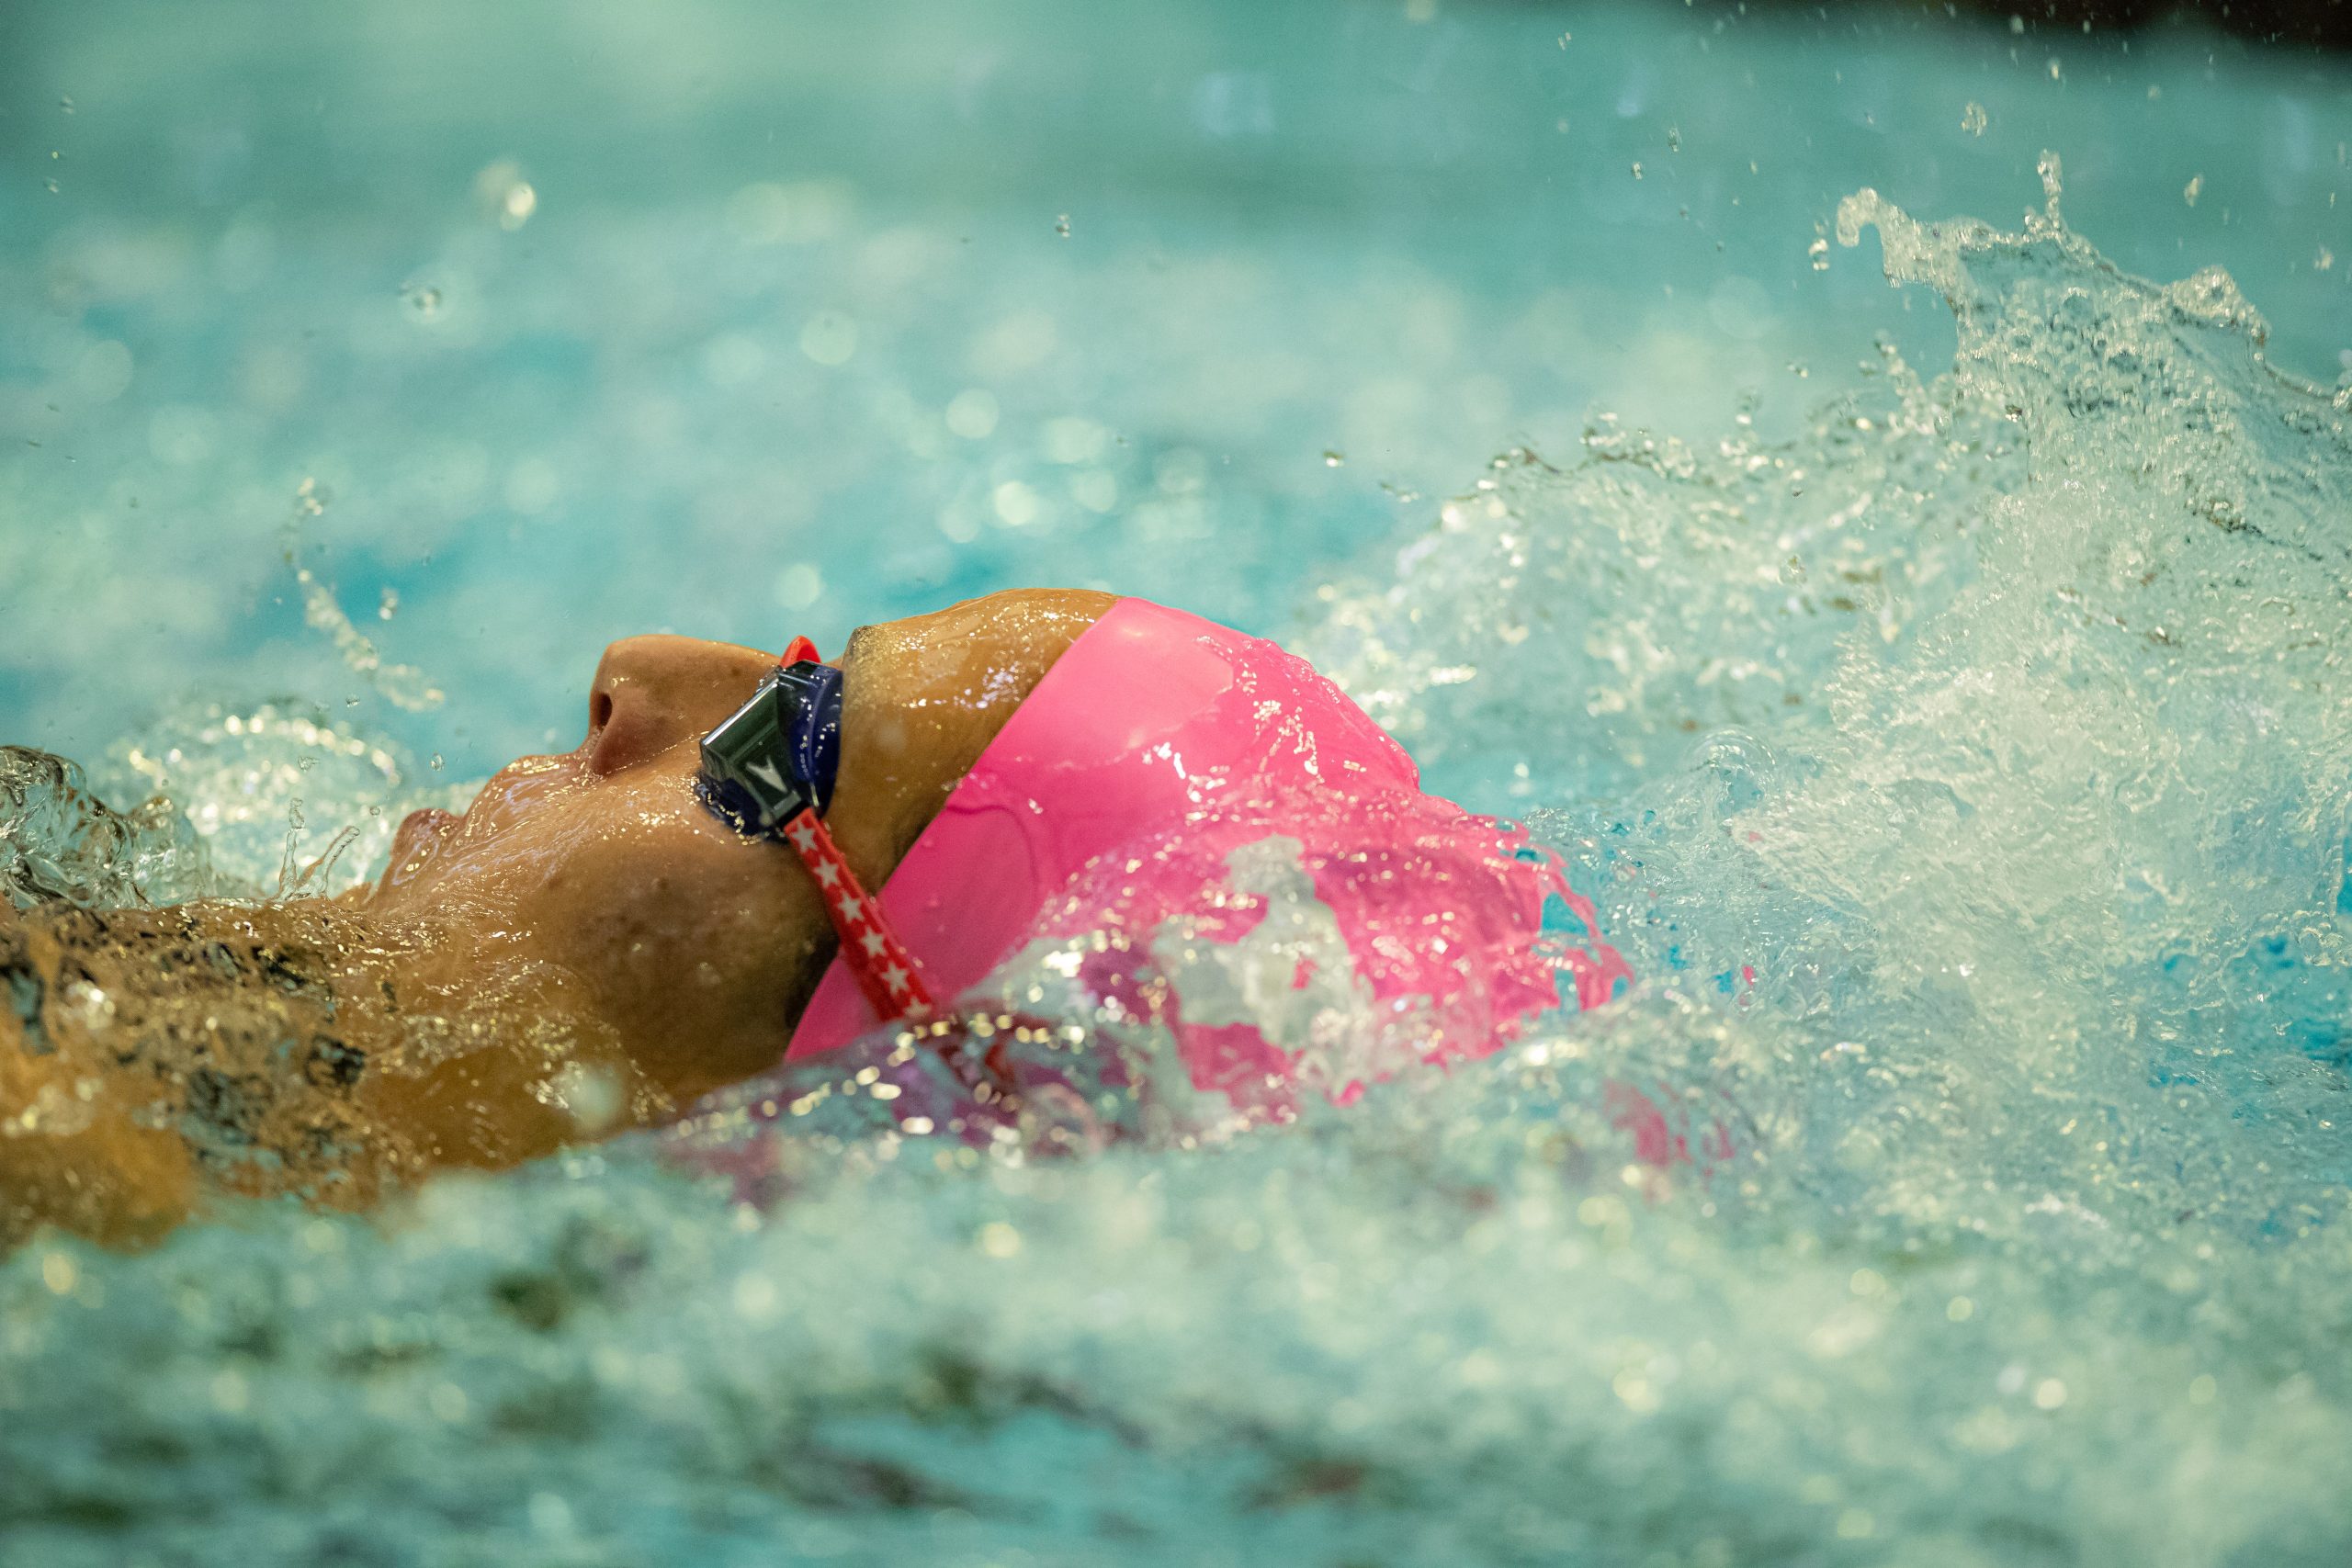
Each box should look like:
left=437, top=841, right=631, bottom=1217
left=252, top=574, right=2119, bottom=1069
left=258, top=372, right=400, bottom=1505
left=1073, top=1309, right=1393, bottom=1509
left=375, top=807, right=458, bottom=894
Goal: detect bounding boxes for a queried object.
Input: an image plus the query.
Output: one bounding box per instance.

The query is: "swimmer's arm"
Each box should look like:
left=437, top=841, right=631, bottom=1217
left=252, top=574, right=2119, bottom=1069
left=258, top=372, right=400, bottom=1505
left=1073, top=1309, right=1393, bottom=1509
left=0, top=907, right=197, bottom=1249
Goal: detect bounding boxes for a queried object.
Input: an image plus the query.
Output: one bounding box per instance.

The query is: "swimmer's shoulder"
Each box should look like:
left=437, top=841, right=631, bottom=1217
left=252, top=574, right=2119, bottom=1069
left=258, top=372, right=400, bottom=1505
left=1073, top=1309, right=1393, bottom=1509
left=0, top=904, right=201, bottom=1248
left=0, top=902, right=28, bottom=1057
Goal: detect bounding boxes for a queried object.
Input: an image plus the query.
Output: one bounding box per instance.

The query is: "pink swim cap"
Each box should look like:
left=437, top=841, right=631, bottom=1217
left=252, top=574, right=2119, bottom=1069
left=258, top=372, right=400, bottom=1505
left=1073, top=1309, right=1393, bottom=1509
left=787, top=599, right=1628, bottom=1100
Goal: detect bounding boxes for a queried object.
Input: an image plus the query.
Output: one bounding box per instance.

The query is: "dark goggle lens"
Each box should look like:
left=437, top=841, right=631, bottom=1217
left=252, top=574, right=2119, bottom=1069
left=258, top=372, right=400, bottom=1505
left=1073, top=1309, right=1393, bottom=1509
left=695, top=660, right=843, bottom=834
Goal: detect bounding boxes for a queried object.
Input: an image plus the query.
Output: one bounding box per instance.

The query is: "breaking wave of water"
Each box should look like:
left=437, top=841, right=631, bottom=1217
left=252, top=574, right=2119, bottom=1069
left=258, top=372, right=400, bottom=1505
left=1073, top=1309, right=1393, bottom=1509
left=7, top=162, right=2352, bottom=1565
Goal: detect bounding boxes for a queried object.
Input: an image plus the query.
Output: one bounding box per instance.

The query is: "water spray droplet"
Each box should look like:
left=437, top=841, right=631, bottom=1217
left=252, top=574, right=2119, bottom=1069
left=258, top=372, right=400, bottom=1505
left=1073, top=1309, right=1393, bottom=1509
left=473, top=159, right=536, bottom=231
left=1054, top=213, right=1070, bottom=238
left=1808, top=237, right=1831, bottom=271
left=2183, top=175, right=2202, bottom=208
left=1322, top=450, right=1346, bottom=468
left=429, top=753, right=444, bottom=771
left=1630, top=162, right=1644, bottom=180
left=401, top=282, right=443, bottom=320
left=377, top=586, right=400, bottom=622
left=1961, top=101, right=1988, bottom=137
left=284, top=480, right=444, bottom=711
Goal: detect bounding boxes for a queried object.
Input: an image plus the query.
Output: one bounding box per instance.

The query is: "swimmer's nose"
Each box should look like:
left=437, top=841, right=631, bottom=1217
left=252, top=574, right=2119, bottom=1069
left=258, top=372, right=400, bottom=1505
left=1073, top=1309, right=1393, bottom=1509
left=585, top=635, right=781, bottom=777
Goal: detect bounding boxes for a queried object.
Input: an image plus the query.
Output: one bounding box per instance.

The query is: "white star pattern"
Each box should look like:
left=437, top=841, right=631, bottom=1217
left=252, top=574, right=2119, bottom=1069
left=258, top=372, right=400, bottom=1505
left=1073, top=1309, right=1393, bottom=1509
left=778, top=807, right=935, bottom=1023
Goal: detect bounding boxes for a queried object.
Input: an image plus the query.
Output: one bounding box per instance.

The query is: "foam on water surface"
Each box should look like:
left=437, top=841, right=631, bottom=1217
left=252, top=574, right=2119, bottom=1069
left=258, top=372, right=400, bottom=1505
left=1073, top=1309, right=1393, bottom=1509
left=6, top=156, right=2352, bottom=1565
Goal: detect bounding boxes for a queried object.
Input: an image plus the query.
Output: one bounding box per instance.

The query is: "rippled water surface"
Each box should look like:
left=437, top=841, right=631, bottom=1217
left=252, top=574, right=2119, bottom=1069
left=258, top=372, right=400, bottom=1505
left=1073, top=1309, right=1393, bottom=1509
left=6, top=2, right=2352, bottom=1564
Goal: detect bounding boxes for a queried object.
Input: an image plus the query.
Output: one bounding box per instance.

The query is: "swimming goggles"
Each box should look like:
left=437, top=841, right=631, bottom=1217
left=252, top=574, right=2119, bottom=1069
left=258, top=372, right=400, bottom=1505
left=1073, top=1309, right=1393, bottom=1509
left=695, top=636, right=937, bottom=1024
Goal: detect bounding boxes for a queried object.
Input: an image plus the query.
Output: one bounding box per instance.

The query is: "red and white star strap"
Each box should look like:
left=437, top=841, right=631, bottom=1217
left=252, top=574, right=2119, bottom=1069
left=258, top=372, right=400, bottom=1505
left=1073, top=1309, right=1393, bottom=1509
left=780, top=805, right=937, bottom=1023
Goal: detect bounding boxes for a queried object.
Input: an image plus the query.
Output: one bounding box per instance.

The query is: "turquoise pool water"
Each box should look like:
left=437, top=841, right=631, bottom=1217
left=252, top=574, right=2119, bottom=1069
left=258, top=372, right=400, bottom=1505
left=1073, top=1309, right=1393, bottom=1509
left=6, top=2, right=2352, bottom=1563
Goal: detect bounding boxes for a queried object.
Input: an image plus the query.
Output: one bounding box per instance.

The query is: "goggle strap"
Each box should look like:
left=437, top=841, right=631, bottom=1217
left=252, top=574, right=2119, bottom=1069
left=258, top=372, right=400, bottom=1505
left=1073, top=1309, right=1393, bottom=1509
left=780, top=806, right=938, bottom=1023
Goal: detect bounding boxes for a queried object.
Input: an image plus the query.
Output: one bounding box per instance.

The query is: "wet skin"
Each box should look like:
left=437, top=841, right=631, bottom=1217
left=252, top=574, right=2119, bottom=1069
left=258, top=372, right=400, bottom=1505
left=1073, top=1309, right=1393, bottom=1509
left=0, top=588, right=1116, bottom=1246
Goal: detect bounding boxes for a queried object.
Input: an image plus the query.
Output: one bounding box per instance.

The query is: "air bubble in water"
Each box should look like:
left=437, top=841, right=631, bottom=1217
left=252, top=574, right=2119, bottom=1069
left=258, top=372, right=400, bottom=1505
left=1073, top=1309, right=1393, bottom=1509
left=2184, top=174, right=2203, bottom=207
left=1961, top=101, right=1988, bottom=136
left=429, top=753, right=444, bottom=771
left=1808, top=237, right=1830, bottom=271
left=1055, top=213, right=1071, bottom=238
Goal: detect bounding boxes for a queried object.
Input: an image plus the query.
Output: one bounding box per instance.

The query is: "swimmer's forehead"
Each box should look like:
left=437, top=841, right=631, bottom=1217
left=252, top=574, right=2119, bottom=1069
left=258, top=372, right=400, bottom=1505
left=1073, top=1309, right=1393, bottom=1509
left=831, top=588, right=1116, bottom=866
left=840, top=589, right=1116, bottom=694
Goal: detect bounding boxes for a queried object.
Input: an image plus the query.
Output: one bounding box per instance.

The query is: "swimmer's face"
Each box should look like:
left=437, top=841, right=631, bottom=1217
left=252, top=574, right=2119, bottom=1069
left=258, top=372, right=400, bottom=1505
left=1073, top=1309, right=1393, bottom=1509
left=353, top=590, right=1117, bottom=1107
left=364, top=634, right=836, bottom=1097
